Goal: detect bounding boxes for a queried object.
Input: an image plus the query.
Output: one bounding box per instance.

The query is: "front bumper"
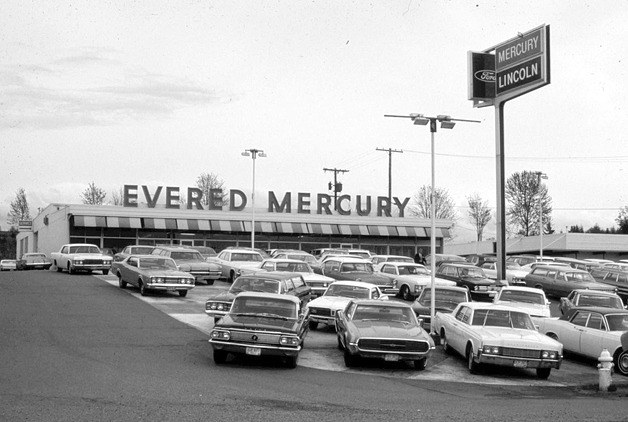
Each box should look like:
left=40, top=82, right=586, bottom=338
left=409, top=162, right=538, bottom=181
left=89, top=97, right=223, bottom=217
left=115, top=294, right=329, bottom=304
left=205, top=310, right=228, bottom=318
left=190, top=271, right=222, bottom=281
left=476, top=352, right=562, bottom=369
left=72, top=263, right=111, bottom=271
left=209, top=339, right=301, bottom=357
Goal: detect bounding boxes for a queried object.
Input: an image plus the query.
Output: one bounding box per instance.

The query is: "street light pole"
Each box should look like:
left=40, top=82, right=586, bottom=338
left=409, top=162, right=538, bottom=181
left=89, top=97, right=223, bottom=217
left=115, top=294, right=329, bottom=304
left=242, top=149, right=266, bottom=250
left=384, top=113, right=480, bottom=335
left=535, top=171, right=548, bottom=259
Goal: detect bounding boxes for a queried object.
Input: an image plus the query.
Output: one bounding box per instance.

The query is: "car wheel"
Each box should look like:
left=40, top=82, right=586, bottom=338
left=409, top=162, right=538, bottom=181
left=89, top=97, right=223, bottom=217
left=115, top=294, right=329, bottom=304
left=68, top=264, right=74, bottom=275
left=118, top=273, right=127, bottom=289
left=344, top=349, right=357, bottom=368
left=102, top=269, right=109, bottom=275
left=308, top=320, right=318, bottom=330
left=206, top=279, right=214, bottom=286
left=400, top=285, right=412, bottom=301
left=285, top=355, right=299, bottom=369
left=139, top=282, right=147, bottom=296
left=441, top=329, right=452, bottom=354
left=547, top=333, right=558, bottom=341
left=337, top=335, right=344, bottom=350
left=614, top=349, right=628, bottom=375
left=467, top=346, right=479, bottom=374
left=414, top=358, right=427, bottom=371
left=214, top=317, right=221, bottom=325
left=55, top=262, right=62, bottom=272
left=178, top=290, right=188, bottom=297
left=213, top=349, right=227, bottom=364
left=228, top=271, right=235, bottom=283
left=536, top=368, right=551, bottom=379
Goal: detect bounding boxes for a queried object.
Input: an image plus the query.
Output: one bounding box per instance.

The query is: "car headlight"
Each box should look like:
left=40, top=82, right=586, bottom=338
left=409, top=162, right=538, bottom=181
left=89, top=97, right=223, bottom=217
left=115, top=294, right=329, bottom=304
left=482, top=345, right=501, bottom=355
left=541, top=350, right=558, bottom=359
left=75, top=260, right=83, bottom=265
left=280, top=336, right=299, bottom=346
left=474, top=286, right=479, bottom=291
left=210, top=330, right=231, bottom=341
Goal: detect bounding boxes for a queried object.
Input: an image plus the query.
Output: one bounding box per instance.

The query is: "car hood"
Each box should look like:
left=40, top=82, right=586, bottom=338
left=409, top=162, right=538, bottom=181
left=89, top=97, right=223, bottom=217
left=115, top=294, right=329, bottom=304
left=302, top=273, right=335, bottom=283
left=472, top=327, right=562, bottom=350
left=493, top=300, right=551, bottom=317
left=176, top=260, right=220, bottom=270
left=396, top=275, right=456, bottom=286
left=218, top=314, right=299, bottom=333
left=143, top=269, right=195, bottom=278
left=206, top=292, right=236, bottom=303
left=72, top=254, right=112, bottom=260
left=460, top=276, right=498, bottom=286
left=308, top=296, right=352, bottom=310
left=24, top=257, right=50, bottom=263
left=412, top=303, right=458, bottom=315
left=352, top=320, right=430, bottom=341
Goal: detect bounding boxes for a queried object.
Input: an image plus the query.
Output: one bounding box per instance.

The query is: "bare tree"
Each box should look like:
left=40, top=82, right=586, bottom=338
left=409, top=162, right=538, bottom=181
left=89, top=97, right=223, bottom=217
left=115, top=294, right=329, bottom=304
left=409, top=185, right=458, bottom=222
left=467, top=193, right=492, bottom=241
left=196, top=172, right=228, bottom=207
left=505, top=171, right=552, bottom=236
left=109, top=187, right=124, bottom=206
left=7, top=188, right=30, bottom=226
left=81, top=182, right=107, bottom=205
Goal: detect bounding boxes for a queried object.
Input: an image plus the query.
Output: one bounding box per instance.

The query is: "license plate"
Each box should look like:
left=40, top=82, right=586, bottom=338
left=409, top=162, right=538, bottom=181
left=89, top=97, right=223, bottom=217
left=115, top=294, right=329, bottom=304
left=246, top=347, right=261, bottom=356
left=513, top=360, right=527, bottom=368
left=384, top=354, right=400, bottom=362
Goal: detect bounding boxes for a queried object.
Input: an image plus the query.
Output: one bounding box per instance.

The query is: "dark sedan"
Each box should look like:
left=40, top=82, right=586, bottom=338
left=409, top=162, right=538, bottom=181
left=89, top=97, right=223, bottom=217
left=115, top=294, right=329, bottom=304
left=16, top=253, right=52, bottom=270
left=115, top=254, right=195, bottom=297
left=435, top=262, right=504, bottom=301
left=320, top=257, right=396, bottom=295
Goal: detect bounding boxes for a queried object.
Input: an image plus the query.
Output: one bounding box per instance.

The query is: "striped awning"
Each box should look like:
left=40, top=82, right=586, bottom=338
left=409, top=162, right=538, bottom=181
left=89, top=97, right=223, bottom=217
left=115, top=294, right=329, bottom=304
left=396, top=226, right=427, bottom=237
left=176, top=219, right=211, bottom=231
left=425, top=227, right=444, bottom=237
left=367, top=225, right=399, bottom=236
left=243, top=221, right=275, bottom=233
left=143, top=218, right=177, bottom=230
left=73, top=215, right=107, bottom=227
left=211, top=220, right=245, bottom=232
left=308, top=223, right=340, bottom=235
left=106, top=216, right=142, bottom=229
left=275, top=222, right=309, bottom=234
left=338, top=224, right=369, bottom=236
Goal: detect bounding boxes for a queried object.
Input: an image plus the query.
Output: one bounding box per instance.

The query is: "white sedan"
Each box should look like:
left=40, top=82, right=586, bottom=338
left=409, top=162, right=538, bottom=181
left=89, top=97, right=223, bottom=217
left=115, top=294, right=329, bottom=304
left=433, top=302, right=563, bottom=379
left=377, top=261, right=454, bottom=300
left=492, top=286, right=551, bottom=319
left=481, top=262, right=528, bottom=286
left=0, top=259, right=17, bottom=271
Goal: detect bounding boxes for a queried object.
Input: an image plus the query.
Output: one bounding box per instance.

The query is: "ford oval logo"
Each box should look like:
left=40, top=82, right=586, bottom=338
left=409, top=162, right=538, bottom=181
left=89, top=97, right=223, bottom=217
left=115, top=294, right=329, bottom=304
left=251, top=335, right=258, bottom=341
left=474, top=69, right=496, bottom=82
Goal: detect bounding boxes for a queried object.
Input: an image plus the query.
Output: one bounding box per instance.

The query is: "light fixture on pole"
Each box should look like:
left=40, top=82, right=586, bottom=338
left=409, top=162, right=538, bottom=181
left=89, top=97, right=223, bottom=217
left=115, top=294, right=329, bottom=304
left=384, top=112, right=480, bottom=335
left=242, top=149, right=266, bottom=250
left=534, top=171, right=548, bottom=259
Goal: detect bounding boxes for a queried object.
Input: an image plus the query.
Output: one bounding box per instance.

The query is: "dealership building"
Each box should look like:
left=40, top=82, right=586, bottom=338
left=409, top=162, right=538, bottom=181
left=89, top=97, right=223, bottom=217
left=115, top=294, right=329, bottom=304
left=15, top=185, right=452, bottom=259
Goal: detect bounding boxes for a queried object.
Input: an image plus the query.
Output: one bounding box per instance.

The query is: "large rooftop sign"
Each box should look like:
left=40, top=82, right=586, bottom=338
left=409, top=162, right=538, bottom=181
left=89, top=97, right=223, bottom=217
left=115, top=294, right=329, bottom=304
left=122, top=185, right=411, bottom=217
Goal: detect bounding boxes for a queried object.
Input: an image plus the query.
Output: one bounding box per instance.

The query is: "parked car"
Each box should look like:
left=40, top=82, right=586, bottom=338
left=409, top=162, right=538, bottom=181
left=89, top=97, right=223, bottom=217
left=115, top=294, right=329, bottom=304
left=112, top=245, right=156, bottom=274
left=480, top=262, right=528, bottom=286
left=602, top=262, right=628, bottom=271
left=335, top=299, right=435, bottom=370
left=205, top=272, right=311, bottom=322
left=537, top=307, right=628, bottom=375
left=519, top=261, right=570, bottom=273
left=559, top=289, right=625, bottom=315
left=115, top=255, right=195, bottom=297
left=320, top=256, right=396, bottom=295
left=213, top=248, right=265, bottom=282
left=435, top=262, right=505, bottom=301
left=492, top=286, right=551, bottom=319
left=411, top=285, right=471, bottom=331
left=345, top=249, right=373, bottom=260
left=257, top=258, right=334, bottom=297
left=189, top=245, right=217, bottom=260
left=209, top=292, right=308, bottom=368
left=425, top=253, right=467, bottom=269
left=16, top=253, right=52, bottom=270
left=552, top=257, right=597, bottom=271
left=0, top=259, right=17, bottom=271
left=523, top=264, right=616, bottom=298
left=371, top=255, right=414, bottom=266
left=464, top=254, right=497, bottom=267
left=272, top=251, right=318, bottom=266
left=377, top=261, right=454, bottom=300
left=306, top=280, right=386, bottom=330
left=507, top=255, right=554, bottom=267
left=433, top=302, right=563, bottom=379
left=310, top=248, right=349, bottom=260
left=51, top=243, right=113, bottom=275
left=589, top=268, right=628, bottom=304
left=151, top=245, right=221, bottom=285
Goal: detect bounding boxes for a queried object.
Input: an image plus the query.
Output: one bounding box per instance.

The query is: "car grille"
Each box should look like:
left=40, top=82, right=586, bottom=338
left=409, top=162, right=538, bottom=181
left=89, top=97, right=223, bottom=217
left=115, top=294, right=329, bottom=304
left=309, top=307, right=333, bottom=317
left=83, top=259, right=106, bottom=265
left=500, top=347, right=542, bottom=359
left=357, top=338, right=430, bottom=353
left=229, top=330, right=281, bottom=346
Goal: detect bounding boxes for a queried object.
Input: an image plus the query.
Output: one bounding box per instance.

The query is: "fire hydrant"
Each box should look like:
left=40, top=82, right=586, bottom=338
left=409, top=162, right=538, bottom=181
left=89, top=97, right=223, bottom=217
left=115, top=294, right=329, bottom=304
left=597, top=348, right=614, bottom=392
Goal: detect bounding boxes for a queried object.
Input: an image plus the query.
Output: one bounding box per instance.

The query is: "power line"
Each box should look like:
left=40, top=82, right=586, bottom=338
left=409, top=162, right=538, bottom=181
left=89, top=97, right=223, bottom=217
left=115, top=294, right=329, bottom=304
left=376, top=147, right=403, bottom=201
left=403, top=148, right=628, bottom=162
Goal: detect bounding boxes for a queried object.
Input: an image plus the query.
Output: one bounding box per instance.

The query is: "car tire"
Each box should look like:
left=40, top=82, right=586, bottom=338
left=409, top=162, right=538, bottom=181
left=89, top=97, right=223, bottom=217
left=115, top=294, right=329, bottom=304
left=414, top=358, right=427, bottom=371
left=228, top=271, right=235, bottom=283
left=55, top=262, right=62, bottom=272
left=213, top=349, right=227, bottom=365
left=441, top=330, right=452, bottom=354
left=536, top=368, right=551, bottom=379
left=308, top=320, right=318, bottom=330
left=118, top=273, right=126, bottom=289
left=467, top=346, right=479, bottom=374
left=206, top=280, right=214, bottom=286
left=214, top=317, right=221, bottom=325
left=139, top=282, right=147, bottom=296
left=614, top=349, right=628, bottom=375
left=102, top=269, right=109, bottom=276
left=68, top=264, right=74, bottom=275
left=285, top=355, right=298, bottom=369
left=546, top=333, right=559, bottom=341
left=337, top=335, right=344, bottom=350
left=178, top=290, right=188, bottom=297
left=400, top=285, right=412, bottom=301
left=344, top=350, right=357, bottom=368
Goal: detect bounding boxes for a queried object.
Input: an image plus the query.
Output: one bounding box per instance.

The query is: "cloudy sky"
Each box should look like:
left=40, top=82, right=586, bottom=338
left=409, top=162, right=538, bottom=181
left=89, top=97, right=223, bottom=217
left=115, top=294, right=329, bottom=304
left=1, top=1, right=626, bottom=243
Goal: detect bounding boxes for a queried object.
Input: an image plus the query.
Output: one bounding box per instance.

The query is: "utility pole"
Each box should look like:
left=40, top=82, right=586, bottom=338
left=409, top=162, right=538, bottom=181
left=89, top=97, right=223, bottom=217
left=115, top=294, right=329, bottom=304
left=323, top=167, right=349, bottom=210
left=376, top=147, right=403, bottom=202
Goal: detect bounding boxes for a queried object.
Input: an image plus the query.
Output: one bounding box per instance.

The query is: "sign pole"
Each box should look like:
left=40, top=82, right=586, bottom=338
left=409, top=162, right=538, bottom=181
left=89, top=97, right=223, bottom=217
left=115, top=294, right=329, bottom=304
left=494, top=100, right=507, bottom=281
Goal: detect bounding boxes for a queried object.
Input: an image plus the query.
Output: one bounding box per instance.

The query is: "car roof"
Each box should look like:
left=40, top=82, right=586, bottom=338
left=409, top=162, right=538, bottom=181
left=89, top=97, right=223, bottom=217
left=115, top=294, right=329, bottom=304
left=570, top=289, right=621, bottom=297
left=326, top=256, right=372, bottom=263
left=329, top=280, right=381, bottom=289
left=154, top=245, right=198, bottom=251
left=222, top=248, right=262, bottom=254
left=566, top=306, right=628, bottom=316
left=263, top=258, right=306, bottom=264
left=419, top=285, right=469, bottom=293
left=380, top=261, right=423, bottom=266
left=236, top=291, right=300, bottom=304
left=351, top=299, right=413, bottom=308
left=441, top=262, right=481, bottom=268
left=456, top=302, right=531, bottom=312
left=532, top=264, right=589, bottom=272
left=499, top=286, right=546, bottom=294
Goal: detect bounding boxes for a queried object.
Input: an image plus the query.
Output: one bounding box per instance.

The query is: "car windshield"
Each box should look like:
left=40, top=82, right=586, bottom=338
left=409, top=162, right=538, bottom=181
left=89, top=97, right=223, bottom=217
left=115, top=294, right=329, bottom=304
left=397, top=265, right=429, bottom=275
left=286, top=254, right=317, bottom=265
left=352, top=304, right=416, bottom=325
left=231, top=253, right=263, bottom=262
left=458, top=267, right=485, bottom=278
left=274, top=262, right=310, bottom=272
left=325, top=285, right=371, bottom=299
left=139, top=257, right=177, bottom=270
left=231, top=297, right=297, bottom=319
left=131, top=246, right=155, bottom=255
left=471, top=309, right=535, bottom=330
left=170, top=251, right=204, bottom=261
left=566, top=272, right=596, bottom=283
left=230, top=277, right=280, bottom=294
left=498, top=290, right=545, bottom=305
left=348, top=252, right=371, bottom=259
left=69, top=245, right=100, bottom=254
left=340, top=262, right=373, bottom=273
left=26, top=254, right=46, bottom=259
left=418, top=290, right=467, bottom=309
left=578, top=295, right=624, bottom=309
left=606, top=314, right=628, bottom=331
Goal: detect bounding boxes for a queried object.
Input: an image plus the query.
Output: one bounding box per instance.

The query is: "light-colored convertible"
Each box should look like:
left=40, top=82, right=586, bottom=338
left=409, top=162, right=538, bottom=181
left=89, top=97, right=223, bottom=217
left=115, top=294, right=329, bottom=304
left=433, top=302, right=563, bottom=379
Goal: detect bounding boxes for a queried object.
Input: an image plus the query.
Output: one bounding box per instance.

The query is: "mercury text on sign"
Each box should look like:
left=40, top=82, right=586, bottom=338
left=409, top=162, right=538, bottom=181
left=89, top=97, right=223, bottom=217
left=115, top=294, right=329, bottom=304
left=495, top=29, right=543, bottom=71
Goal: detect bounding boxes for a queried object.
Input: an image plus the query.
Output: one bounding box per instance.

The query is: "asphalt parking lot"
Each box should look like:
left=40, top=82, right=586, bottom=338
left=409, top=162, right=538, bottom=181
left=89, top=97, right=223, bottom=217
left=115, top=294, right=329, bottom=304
left=96, top=274, right=628, bottom=389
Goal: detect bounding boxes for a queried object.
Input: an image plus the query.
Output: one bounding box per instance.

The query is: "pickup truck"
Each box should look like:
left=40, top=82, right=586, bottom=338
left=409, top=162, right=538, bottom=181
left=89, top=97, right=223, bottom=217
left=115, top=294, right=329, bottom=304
left=51, top=243, right=113, bottom=275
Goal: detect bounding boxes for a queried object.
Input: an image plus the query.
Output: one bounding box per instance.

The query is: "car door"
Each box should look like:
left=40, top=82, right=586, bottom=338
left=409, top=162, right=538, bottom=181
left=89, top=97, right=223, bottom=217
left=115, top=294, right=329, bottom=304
left=561, top=310, right=590, bottom=353
left=121, top=257, right=140, bottom=286
left=448, top=305, right=471, bottom=353
left=290, top=275, right=311, bottom=305
left=321, top=260, right=341, bottom=279
left=579, top=312, right=608, bottom=358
